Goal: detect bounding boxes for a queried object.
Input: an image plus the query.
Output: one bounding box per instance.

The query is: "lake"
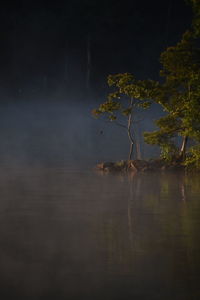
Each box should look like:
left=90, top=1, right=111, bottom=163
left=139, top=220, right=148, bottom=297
left=0, top=167, right=199, bottom=300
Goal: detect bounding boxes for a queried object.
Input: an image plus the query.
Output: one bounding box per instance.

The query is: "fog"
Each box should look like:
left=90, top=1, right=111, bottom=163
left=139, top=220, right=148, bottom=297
left=0, top=95, right=162, bottom=169
left=0, top=93, right=199, bottom=300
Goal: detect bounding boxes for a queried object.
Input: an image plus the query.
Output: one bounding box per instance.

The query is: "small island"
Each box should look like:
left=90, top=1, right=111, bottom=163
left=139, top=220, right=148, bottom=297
left=96, top=158, right=186, bottom=173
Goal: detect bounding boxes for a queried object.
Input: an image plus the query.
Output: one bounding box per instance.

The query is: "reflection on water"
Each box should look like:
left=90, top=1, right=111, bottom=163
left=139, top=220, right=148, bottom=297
left=0, top=167, right=199, bottom=300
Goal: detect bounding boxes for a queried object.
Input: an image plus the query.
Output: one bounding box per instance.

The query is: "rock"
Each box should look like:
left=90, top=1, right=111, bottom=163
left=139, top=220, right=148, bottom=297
left=96, top=162, right=115, bottom=171
left=96, top=162, right=104, bottom=170
left=131, top=160, right=149, bottom=171
left=126, top=160, right=138, bottom=172
left=96, top=159, right=185, bottom=173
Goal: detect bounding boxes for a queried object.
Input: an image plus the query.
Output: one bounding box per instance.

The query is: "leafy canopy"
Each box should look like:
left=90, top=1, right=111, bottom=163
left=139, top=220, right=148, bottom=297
left=92, top=73, right=158, bottom=122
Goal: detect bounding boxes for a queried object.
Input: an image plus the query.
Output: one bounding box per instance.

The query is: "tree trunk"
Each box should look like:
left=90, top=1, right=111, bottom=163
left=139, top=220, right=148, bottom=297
left=179, top=136, right=188, bottom=160
left=136, top=141, right=141, bottom=160
left=127, top=98, right=134, bottom=160
left=129, top=142, right=134, bottom=160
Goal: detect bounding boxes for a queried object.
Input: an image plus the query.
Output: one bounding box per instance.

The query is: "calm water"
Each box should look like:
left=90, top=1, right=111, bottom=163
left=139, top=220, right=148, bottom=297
left=0, top=167, right=199, bottom=300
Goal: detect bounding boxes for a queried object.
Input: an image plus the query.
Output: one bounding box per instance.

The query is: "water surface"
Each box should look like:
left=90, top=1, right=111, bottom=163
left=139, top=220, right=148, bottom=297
left=0, top=167, right=199, bottom=300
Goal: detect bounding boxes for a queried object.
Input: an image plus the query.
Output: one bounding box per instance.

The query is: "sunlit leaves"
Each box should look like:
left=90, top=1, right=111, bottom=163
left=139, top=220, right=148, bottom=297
left=122, top=108, right=132, bottom=116
left=92, top=0, right=200, bottom=166
left=107, top=73, right=134, bottom=89
left=155, top=115, right=182, bottom=133
left=92, top=72, right=156, bottom=160
left=93, top=73, right=156, bottom=124
left=108, top=115, right=117, bottom=121
left=160, top=31, right=200, bottom=84
left=144, top=130, right=178, bottom=162
left=144, top=27, right=200, bottom=162
left=107, top=73, right=159, bottom=100
left=184, top=144, right=200, bottom=169
left=98, top=100, right=121, bottom=113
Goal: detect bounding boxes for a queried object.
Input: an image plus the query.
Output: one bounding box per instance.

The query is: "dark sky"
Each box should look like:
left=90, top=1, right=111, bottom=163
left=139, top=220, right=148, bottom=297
left=0, top=0, right=192, bottom=100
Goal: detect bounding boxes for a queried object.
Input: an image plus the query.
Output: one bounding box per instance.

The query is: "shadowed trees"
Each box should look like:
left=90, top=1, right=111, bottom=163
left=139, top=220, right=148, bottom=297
left=144, top=30, right=200, bottom=163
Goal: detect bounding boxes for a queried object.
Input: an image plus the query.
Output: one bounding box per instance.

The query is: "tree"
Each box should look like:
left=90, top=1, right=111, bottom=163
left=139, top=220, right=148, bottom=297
left=92, top=1, right=200, bottom=166
left=144, top=30, right=200, bottom=161
left=92, top=73, right=158, bottom=160
left=93, top=30, right=200, bottom=163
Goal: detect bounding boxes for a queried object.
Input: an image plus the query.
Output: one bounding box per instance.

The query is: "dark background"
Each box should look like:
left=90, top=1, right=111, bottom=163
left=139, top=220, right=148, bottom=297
left=0, top=4, right=199, bottom=300
left=0, top=0, right=194, bottom=165
left=0, top=0, right=192, bottom=100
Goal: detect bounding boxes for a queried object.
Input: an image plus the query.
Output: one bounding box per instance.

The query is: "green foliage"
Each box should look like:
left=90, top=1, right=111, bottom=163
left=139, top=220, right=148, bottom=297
left=160, top=31, right=200, bottom=82
left=122, top=108, right=132, bottom=116
left=155, top=115, right=182, bottom=134
left=184, top=144, right=200, bottom=169
left=99, top=100, right=121, bottom=113
left=144, top=130, right=172, bottom=146
left=92, top=1, right=200, bottom=166
left=144, top=28, right=200, bottom=163
left=92, top=73, right=156, bottom=159
left=93, top=73, right=159, bottom=124
left=144, top=130, right=178, bottom=162
left=160, top=143, right=179, bottom=162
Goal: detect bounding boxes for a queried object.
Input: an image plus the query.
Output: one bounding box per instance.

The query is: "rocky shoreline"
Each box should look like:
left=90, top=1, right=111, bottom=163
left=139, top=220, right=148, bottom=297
left=96, top=159, right=185, bottom=173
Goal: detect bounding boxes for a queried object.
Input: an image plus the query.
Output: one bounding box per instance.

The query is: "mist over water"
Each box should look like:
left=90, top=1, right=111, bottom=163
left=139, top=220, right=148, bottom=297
left=0, top=97, right=199, bottom=300
left=0, top=168, right=199, bottom=300
left=0, top=96, right=160, bottom=169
